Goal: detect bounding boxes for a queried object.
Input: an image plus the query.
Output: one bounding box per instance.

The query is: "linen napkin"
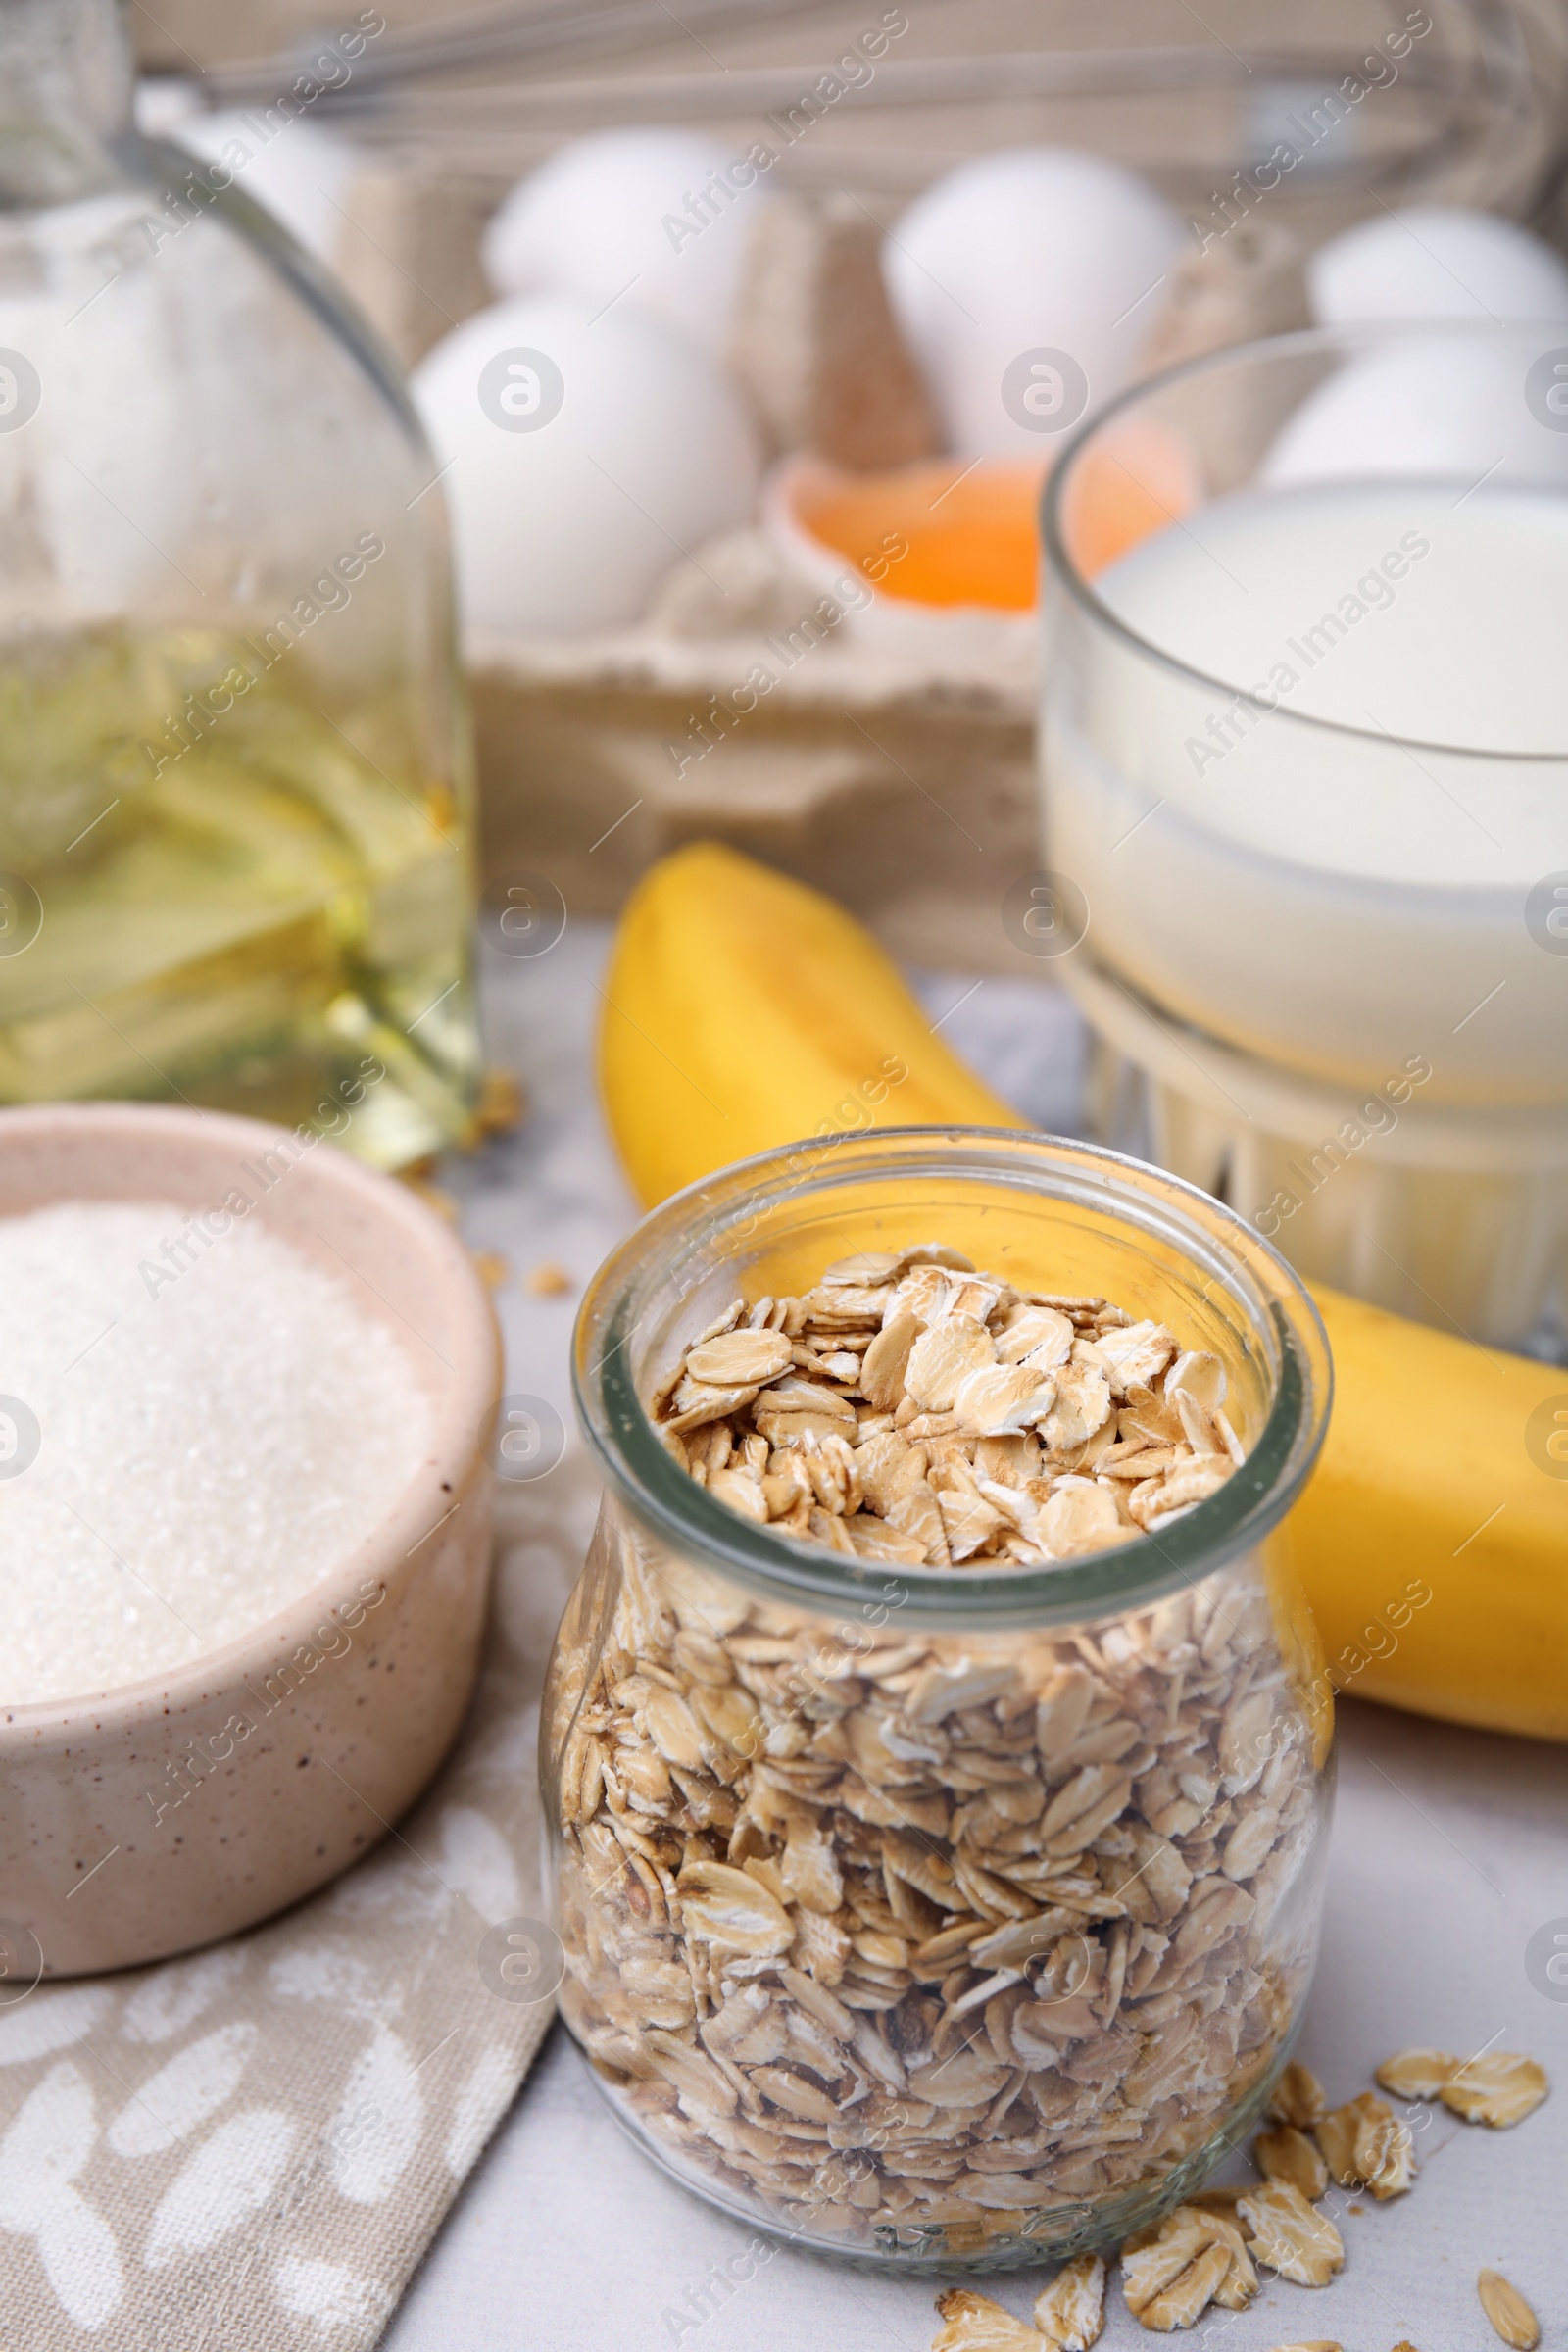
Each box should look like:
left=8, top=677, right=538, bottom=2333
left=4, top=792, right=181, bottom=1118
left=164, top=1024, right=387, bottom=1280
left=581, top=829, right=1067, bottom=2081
left=0, top=1463, right=594, bottom=2349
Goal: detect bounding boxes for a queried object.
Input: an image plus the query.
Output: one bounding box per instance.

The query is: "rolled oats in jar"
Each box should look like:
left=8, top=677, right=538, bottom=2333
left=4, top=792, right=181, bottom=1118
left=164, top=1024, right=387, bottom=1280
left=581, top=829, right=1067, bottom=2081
left=545, top=1131, right=1334, bottom=2267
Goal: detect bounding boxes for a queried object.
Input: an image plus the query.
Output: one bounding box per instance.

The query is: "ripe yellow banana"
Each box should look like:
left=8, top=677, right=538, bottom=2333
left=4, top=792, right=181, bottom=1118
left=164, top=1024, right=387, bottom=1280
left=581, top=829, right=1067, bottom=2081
left=599, top=842, right=1568, bottom=1740
left=1290, top=1286, right=1567, bottom=1741
left=597, top=841, right=1024, bottom=1210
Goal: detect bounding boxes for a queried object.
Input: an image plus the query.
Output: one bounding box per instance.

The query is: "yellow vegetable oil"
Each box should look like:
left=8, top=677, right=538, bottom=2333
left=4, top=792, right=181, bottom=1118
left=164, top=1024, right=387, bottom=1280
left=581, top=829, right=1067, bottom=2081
left=0, top=624, right=479, bottom=1167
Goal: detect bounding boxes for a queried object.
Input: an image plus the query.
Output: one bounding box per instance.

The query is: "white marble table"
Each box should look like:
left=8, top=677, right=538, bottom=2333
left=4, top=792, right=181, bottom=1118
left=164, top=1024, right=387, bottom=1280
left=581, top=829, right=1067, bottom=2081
left=386, top=921, right=1568, bottom=2352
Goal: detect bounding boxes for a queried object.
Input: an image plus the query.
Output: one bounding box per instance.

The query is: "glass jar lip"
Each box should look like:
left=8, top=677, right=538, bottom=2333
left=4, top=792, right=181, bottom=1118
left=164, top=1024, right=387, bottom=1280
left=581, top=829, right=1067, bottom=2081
left=1039, top=316, right=1568, bottom=767
left=572, top=1126, right=1332, bottom=1629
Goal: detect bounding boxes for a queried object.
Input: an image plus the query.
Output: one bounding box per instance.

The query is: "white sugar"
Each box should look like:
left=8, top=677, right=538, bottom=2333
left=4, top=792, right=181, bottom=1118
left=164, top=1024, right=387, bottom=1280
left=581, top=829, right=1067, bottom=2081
left=0, top=1200, right=432, bottom=1705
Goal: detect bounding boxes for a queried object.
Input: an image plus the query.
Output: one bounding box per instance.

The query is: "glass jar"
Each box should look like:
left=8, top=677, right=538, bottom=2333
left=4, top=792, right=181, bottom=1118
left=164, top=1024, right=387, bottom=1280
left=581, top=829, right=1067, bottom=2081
left=0, top=0, right=479, bottom=1166
left=545, top=1128, right=1334, bottom=2268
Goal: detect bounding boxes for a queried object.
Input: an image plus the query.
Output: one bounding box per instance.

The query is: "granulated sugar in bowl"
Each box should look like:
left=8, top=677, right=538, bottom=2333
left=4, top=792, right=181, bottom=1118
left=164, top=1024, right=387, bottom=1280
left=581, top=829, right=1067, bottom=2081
left=0, top=1102, right=500, bottom=1976
left=0, top=1200, right=432, bottom=1704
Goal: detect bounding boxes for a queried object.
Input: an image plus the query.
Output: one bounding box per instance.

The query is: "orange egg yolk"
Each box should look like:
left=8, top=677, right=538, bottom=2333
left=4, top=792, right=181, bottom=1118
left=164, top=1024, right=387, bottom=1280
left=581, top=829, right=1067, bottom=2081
left=787, top=420, right=1200, bottom=611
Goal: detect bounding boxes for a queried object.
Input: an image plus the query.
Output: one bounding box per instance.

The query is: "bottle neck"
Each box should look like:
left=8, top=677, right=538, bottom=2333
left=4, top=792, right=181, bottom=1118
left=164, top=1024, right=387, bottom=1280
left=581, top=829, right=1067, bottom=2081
left=0, top=0, right=133, bottom=207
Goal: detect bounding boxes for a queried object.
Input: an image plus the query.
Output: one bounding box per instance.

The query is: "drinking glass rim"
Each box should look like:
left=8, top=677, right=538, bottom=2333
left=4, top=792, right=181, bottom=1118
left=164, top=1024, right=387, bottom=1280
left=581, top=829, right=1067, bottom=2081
left=572, top=1126, right=1332, bottom=1630
left=1039, top=316, right=1568, bottom=766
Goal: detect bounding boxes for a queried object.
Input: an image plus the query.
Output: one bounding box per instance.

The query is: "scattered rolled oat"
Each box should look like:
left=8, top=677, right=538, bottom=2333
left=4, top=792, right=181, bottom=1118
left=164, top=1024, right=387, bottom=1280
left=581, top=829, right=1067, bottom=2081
left=1254, top=2121, right=1329, bottom=2201
left=1375, top=2048, right=1457, bottom=2100
left=1034, top=2252, right=1105, bottom=2348
left=525, top=1258, right=573, bottom=1298
left=1236, top=2180, right=1345, bottom=2287
left=1314, top=2090, right=1414, bottom=2199
left=1477, top=2268, right=1540, bottom=2350
left=651, top=1243, right=1244, bottom=1569
left=1265, top=2059, right=1327, bottom=2129
left=473, top=1065, right=527, bottom=1137
left=933, top=2287, right=1045, bottom=2351
left=1136, top=2242, right=1232, bottom=2330
left=1440, top=2053, right=1548, bottom=2130
left=1122, top=2204, right=1257, bottom=2328
left=472, top=1249, right=511, bottom=1292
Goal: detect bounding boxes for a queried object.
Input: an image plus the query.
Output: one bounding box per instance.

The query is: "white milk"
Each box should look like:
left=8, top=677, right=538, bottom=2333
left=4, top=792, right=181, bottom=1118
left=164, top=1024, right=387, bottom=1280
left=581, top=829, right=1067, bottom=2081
left=1045, top=481, right=1568, bottom=1106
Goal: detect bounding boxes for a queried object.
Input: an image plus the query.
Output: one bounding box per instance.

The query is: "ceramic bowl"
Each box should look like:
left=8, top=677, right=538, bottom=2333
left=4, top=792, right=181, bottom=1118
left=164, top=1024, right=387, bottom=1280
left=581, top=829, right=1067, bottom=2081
left=0, top=1103, right=501, bottom=1979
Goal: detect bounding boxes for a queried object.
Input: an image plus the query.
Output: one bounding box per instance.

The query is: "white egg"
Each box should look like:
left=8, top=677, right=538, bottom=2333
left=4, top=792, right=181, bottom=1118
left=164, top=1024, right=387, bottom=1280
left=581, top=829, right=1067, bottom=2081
left=883, top=148, right=1182, bottom=459
left=1262, top=333, right=1568, bottom=489
left=170, top=110, right=358, bottom=264
left=481, top=128, right=767, bottom=359
left=411, top=293, right=760, bottom=638
left=1310, top=205, right=1568, bottom=326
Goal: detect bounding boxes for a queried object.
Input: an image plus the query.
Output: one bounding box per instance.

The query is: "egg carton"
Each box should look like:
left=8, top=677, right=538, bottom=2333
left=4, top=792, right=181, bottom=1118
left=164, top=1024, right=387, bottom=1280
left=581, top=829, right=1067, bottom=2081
left=466, top=203, right=1309, bottom=969
left=470, top=523, right=1042, bottom=974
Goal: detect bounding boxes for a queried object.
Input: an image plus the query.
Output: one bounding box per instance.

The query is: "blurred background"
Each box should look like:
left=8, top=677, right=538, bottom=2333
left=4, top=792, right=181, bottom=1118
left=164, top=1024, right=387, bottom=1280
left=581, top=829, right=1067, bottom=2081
left=120, top=0, right=1568, bottom=958
left=6, top=0, right=1568, bottom=1343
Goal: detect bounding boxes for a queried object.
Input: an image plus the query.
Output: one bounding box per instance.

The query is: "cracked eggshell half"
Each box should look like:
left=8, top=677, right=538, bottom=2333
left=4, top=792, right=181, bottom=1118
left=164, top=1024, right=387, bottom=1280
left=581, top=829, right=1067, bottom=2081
left=760, top=454, right=1041, bottom=665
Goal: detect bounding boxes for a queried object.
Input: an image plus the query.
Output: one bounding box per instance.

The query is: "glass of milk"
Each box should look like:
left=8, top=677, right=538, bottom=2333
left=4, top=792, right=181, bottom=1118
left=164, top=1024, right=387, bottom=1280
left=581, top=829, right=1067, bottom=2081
left=1040, top=320, right=1568, bottom=1358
